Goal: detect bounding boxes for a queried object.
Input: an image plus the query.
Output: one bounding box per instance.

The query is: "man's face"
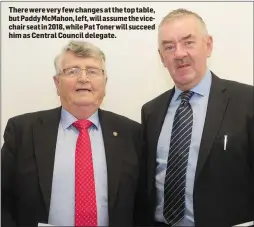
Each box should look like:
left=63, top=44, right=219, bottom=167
left=53, top=52, right=107, bottom=109
left=158, top=15, right=213, bottom=90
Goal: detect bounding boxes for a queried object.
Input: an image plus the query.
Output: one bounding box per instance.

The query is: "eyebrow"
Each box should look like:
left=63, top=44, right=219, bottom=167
left=181, top=34, right=193, bottom=40
left=64, top=65, right=99, bottom=69
left=63, top=65, right=80, bottom=70
left=161, top=34, right=194, bottom=45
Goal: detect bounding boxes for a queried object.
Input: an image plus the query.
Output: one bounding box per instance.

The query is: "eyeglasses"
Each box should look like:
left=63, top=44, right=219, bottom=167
left=60, top=67, right=105, bottom=78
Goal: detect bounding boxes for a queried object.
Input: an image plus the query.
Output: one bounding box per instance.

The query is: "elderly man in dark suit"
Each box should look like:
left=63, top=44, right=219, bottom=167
left=2, top=40, right=142, bottom=227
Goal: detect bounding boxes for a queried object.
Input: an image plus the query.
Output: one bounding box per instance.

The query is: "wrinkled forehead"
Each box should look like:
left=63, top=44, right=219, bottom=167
left=60, top=51, right=105, bottom=70
left=158, top=15, right=204, bottom=43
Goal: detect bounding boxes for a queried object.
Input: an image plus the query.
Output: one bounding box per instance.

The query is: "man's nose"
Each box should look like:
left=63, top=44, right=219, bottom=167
left=77, top=72, right=90, bottom=82
left=174, top=44, right=187, bottom=59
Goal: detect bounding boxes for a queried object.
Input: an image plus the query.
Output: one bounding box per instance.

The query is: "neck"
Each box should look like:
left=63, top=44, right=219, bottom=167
left=62, top=104, right=99, bottom=120
left=178, top=79, right=200, bottom=91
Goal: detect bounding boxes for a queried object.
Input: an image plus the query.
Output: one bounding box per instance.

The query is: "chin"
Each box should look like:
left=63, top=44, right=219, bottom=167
left=73, top=99, right=95, bottom=107
left=175, top=75, right=191, bottom=83
left=177, top=70, right=195, bottom=80
left=174, top=77, right=194, bottom=90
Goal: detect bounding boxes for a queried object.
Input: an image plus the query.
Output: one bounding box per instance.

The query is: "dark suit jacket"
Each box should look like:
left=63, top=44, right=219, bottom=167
left=1, top=107, right=142, bottom=227
left=141, top=72, right=254, bottom=227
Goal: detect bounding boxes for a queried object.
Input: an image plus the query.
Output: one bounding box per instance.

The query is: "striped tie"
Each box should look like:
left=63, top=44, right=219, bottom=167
left=163, top=91, right=194, bottom=226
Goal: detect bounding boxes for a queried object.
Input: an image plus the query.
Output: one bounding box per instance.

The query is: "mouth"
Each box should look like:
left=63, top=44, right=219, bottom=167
left=76, top=88, right=91, bottom=92
left=177, top=64, right=190, bottom=69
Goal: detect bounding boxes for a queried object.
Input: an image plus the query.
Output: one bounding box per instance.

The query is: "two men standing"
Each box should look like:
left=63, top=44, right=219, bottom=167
left=2, top=8, right=254, bottom=227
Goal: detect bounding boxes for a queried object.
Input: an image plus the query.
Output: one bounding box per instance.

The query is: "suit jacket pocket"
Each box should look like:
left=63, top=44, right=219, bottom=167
left=213, top=132, right=248, bottom=153
left=211, top=132, right=250, bottom=181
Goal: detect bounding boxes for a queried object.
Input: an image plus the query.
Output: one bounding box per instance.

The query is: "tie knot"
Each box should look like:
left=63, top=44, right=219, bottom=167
left=180, top=91, right=194, bottom=103
left=73, top=120, right=92, bottom=131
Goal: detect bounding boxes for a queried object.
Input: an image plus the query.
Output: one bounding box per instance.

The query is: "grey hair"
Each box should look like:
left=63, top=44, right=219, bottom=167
left=159, top=8, right=208, bottom=34
left=54, top=40, right=106, bottom=74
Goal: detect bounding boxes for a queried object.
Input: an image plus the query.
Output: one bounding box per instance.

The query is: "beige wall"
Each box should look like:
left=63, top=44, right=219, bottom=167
left=1, top=1, right=253, bottom=142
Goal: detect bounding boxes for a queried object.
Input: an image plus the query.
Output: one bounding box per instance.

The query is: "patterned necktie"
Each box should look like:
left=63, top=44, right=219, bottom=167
left=73, top=120, right=97, bottom=226
left=163, top=91, right=194, bottom=226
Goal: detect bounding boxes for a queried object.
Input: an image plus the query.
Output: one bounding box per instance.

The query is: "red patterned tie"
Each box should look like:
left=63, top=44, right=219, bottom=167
left=73, top=120, right=97, bottom=226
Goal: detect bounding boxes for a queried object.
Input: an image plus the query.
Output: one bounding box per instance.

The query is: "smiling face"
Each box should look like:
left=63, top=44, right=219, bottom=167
left=53, top=51, right=107, bottom=111
left=158, top=15, right=213, bottom=91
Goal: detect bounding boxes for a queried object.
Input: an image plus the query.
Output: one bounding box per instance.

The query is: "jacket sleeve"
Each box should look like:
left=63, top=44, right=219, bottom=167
left=1, top=118, right=18, bottom=227
left=134, top=106, right=150, bottom=226
left=248, top=105, right=254, bottom=219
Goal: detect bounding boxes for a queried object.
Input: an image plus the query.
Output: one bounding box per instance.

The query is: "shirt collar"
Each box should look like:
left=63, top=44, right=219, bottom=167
left=60, top=107, right=99, bottom=130
left=172, top=69, right=212, bottom=102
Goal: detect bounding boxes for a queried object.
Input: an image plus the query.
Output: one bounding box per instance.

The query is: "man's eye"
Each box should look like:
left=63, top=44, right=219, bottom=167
left=165, top=46, right=174, bottom=51
left=185, top=41, right=194, bottom=45
left=68, top=68, right=79, bottom=75
left=87, top=68, right=100, bottom=75
left=89, top=69, right=97, bottom=74
left=69, top=69, right=76, bottom=74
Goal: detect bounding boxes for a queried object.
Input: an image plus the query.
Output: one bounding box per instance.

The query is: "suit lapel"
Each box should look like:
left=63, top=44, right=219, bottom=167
left=195, top=74, right=229, bottom=183
left=98, top=110, right=123, bottom=212
left=33, top=107, right=61, bottom=215
left=147, top=90, right=174, bottom=196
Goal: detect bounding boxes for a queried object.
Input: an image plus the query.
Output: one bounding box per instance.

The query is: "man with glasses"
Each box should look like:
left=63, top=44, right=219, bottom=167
left=1, top=40, right=143, bottom=227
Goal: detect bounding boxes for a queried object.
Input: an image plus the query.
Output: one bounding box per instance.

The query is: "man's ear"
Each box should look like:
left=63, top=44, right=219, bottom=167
left=206, top=35, right=213, bottom=58
left=158, top=48, right=166, bottom=67
left=103, top=77, right=107, bottom=97
left=53, top=75, right=60, bottom=96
